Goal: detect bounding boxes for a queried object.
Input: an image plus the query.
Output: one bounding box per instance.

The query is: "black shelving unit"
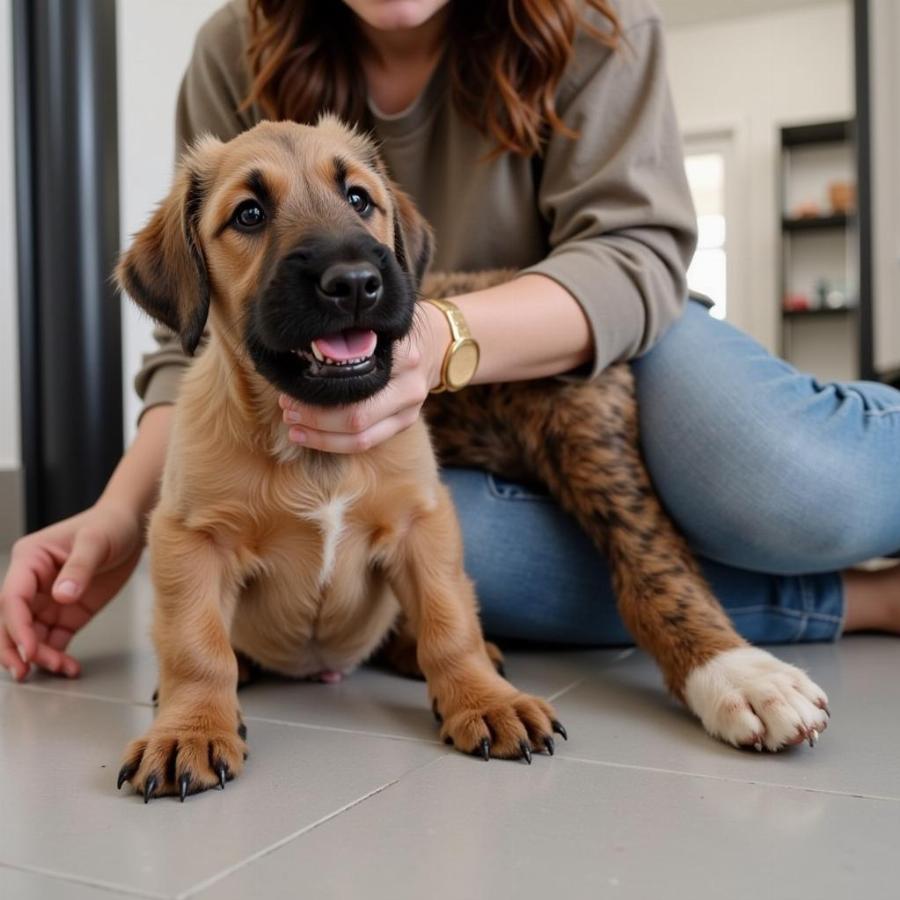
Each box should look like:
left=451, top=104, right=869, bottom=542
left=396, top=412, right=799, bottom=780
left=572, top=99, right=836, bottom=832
left=782, top=307, right=854, bottom=320
left=782, top=214, right=849, bottom=232
left=778, top=118, right=865, bottom=381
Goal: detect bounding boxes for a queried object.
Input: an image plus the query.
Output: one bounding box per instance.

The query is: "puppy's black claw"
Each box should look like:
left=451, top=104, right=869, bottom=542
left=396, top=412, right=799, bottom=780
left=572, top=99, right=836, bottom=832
left=520, top=741, right=532, bottom=765
left=479, top=738, right=491, bottom=761
left=179, top=773, right=191, bottom=803
left=216, top=761, right=228, bottom=790
left=143, top=775, right=158, bottom=804
left=431, top=700, right=443, bottom=724
left=117, top=763, right=135, bottom=790
left=151, top=689, right=159, bottom=706
left=552, top=720, right=568, bottom=741
left=543, top=736, right=555, bottom=756
left=444, top=736, right=453, bottom=746
left=237, top=722, right=248, bottom=741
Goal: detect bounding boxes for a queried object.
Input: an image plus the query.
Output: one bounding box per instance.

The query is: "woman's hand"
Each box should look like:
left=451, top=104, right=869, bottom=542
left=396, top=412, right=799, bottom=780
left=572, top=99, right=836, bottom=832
left=0, top=503, right=144, bottom=681
left=280, top=303, right=446, bottom=453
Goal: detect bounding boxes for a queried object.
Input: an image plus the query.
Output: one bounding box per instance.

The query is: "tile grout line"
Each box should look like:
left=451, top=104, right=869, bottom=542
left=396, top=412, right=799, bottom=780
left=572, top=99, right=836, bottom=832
left=241, top=713, right=445, bottom=746
left=0, top=860, right=169, bottom=900
left=553, top=752, right=900, bottom=804
left=546, top=678, right=585, bottom=702
left=0, top=680, right=155, bottom=708
left=175, top=755, right=446, bottom=899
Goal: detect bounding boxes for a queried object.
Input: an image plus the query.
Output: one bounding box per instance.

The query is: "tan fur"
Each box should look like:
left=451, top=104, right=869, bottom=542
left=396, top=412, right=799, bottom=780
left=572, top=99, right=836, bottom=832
left=116, top=122, right=560, bottom=801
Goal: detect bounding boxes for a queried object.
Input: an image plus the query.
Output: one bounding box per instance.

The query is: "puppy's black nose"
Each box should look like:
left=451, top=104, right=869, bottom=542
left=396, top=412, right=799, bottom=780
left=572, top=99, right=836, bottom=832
left=317, top=262, right=383, bottom=314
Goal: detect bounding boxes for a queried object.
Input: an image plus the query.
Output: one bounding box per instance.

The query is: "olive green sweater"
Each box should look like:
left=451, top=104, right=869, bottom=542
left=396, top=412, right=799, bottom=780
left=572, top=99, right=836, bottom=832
left=135, top=0, right=698, bottom=415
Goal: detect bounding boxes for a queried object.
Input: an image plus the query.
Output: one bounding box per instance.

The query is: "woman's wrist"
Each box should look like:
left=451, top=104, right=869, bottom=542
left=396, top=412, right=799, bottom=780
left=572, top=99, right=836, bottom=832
left=422, top=274, right=594, bottom=387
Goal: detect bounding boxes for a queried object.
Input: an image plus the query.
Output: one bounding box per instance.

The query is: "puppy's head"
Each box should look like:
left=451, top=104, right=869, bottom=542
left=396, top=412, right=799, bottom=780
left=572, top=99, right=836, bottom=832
left=117, top=117, right=433, bottom=406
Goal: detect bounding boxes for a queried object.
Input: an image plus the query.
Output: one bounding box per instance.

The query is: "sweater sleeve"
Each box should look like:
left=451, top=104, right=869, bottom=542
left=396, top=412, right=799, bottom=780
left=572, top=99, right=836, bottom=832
left=520, top=16, right=698, bottom=379
left=134, top=1, right=253, bottom=420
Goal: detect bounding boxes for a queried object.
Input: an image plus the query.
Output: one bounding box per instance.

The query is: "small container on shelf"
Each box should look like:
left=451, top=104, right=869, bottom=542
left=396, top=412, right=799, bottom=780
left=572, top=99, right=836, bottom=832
left=783, top=292, right=812, bottom=312
left=790, top=200, right=824, bottom=219
left=828, top=181, right=856, bottom=215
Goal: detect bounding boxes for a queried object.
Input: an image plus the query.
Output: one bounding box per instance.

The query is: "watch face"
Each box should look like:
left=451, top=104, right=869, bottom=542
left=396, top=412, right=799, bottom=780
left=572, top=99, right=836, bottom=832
left=447, top=340, right=479, bottom=388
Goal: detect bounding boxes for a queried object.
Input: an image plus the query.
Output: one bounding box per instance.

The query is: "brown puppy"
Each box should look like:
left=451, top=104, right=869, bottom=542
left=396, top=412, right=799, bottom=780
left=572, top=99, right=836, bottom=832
left=420, top=272, right=831, bottom=753
left=115, top=118, right=562, bottom=802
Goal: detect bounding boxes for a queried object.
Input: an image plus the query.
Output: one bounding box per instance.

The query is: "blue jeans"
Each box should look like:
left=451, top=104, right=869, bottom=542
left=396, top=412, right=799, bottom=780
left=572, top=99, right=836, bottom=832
left=443, top=300, right=900, bottom=647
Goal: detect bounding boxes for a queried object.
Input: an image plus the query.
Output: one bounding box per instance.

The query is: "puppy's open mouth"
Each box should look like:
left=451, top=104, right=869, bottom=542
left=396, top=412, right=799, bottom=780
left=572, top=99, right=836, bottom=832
left=292, top=328, right=378, bottom=378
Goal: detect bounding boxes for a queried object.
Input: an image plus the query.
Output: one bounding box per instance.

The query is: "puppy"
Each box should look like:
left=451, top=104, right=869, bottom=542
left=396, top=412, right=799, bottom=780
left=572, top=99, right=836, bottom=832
left=116, top=118, right=563, bottom=802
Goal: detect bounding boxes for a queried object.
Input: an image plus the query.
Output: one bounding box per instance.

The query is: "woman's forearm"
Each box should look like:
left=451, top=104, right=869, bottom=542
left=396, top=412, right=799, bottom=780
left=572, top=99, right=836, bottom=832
left=97, top=404, right=173, bottom=518
left=422, top=273, right=595, bottom=387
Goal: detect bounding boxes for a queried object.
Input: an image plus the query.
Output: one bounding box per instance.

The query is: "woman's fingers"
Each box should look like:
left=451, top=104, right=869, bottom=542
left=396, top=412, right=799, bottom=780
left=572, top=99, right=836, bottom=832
left=2, top=543, right=61, bottom=667
left=289, top=402, right=422, bottom=454
left=32, top=642, right=80, bottom=678
left=0, top=584, right=37, bottom=663
left=51, top=528, right=110, bottom=604
left=278, top=349, right=428, bottom=442
left=0, top=626, right=28, bottom=681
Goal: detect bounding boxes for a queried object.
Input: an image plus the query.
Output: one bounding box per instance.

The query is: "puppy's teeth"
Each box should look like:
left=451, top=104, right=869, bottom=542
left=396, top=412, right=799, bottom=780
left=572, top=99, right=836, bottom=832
left=311, top=343, right=325, bottom=363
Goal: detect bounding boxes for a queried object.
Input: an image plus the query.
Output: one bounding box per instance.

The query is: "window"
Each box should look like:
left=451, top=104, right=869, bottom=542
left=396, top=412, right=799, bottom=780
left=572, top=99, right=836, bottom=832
left=684, top=152, right=727, bottom=320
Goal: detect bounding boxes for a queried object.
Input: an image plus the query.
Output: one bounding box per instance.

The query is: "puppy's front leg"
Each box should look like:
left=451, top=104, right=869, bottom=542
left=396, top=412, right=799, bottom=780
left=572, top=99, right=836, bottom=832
left=387, top=486, right=564, bottom=762
left=118, top=512, right=247, bottom=802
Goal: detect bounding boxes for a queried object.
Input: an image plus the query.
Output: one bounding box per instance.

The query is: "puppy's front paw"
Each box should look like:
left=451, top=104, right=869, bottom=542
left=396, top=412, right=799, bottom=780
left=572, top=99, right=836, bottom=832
left=118, top=709, right=248, bottom=802
left=684, top=647, right=830, bottom=752
left=434, top=686, right=566, bottom=763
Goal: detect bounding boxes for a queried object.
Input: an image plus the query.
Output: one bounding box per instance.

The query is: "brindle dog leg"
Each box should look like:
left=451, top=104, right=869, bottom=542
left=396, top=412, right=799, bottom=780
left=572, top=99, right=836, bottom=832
left=118, top=514, right=248, bottom=801
left=423, top=272, right=829, bottom=752
left=384, top=483, right=564, bottom=761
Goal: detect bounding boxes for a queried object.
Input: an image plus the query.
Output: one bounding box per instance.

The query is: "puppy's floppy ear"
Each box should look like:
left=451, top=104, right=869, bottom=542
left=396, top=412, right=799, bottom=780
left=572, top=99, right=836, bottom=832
left=390, top=185, right=434, bottom=290
left=116, top=141, right=219, bottom=355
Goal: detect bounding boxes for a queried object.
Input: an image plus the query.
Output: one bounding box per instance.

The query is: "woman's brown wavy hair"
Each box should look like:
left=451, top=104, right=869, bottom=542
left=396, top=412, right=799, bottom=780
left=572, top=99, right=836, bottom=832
left=243, top=1, right=622, bottom=157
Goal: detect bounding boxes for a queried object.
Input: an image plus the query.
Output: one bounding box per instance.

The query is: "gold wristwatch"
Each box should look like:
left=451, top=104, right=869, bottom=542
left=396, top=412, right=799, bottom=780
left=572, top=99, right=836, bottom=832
left=423, top=298, right=480, bottom=393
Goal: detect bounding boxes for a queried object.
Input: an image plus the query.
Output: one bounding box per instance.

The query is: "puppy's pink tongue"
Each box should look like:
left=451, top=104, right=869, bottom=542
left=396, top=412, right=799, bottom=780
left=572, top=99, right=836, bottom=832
left=312, top=329, right=377, bottom=362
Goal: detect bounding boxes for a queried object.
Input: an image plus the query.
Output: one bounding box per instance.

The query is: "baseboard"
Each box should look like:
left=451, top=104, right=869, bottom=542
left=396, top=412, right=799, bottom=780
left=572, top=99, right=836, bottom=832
left=0, top=467, right=24, bottom=549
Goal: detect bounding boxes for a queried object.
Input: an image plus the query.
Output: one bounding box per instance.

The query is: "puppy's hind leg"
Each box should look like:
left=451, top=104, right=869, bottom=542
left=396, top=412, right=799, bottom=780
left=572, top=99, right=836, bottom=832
left=512, top=368, right=830, bottom=752
left=118, top=512, right=248, bottom=802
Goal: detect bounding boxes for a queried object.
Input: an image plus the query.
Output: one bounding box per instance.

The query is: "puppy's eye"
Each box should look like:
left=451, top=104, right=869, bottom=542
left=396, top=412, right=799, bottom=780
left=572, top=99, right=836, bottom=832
left=232, top=200, right=266, bottom=232
left=347, top=186, right=372, bottom=218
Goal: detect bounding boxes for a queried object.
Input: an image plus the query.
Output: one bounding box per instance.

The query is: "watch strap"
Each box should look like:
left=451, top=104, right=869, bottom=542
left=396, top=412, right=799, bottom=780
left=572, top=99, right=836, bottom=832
left=423, top=297, right=477, bottom=393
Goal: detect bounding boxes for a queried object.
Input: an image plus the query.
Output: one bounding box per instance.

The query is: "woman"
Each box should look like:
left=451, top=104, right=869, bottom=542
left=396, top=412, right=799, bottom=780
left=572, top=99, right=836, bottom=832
left=2, top=0, right=899, bottom=681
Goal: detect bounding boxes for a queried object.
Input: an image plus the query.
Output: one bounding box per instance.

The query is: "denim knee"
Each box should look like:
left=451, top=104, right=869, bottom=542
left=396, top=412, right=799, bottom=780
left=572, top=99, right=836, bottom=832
left=634, top=304, right=900, bottom=574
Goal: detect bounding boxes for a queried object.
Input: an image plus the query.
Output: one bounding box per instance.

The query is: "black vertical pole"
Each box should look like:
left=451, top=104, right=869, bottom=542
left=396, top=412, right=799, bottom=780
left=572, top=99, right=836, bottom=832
left=853, top=0, right=874, bottom=381
left=13, top=0, right=122, bottom=530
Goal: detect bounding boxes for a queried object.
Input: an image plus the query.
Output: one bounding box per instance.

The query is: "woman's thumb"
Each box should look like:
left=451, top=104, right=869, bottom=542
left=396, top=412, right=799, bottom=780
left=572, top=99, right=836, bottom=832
left=52, top=529, right=108, bottom=603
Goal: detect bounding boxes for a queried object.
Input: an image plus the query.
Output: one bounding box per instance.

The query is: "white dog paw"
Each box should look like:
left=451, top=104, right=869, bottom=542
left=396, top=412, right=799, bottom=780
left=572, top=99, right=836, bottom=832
left=683, top=647, right=830, bottom=752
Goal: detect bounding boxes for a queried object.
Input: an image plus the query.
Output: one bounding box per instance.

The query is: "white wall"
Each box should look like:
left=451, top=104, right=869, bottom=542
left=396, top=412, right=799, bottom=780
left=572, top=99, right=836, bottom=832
left=665, top=0, right=853, bottom=352
left=0, top=0, right=20, bottom=471
left=117, top=0, right=224, bottom=442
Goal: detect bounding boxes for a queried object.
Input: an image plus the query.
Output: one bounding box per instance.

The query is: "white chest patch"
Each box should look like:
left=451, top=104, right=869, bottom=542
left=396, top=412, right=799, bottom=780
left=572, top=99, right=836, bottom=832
left=303, top=495, right=352, bottom=588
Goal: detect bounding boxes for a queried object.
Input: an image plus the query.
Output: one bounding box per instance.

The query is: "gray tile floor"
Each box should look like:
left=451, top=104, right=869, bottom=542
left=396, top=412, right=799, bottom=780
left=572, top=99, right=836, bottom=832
left=1, top=554, right=897, bottom=899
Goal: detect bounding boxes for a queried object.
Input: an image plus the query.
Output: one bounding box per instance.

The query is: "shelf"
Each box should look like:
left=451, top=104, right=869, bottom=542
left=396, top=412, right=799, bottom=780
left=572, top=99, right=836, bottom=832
left=781, top=120, right=853, bottom=147
left=782, top=214, right=851, bottom=232
left=782, top=307, right=856, bottom=318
